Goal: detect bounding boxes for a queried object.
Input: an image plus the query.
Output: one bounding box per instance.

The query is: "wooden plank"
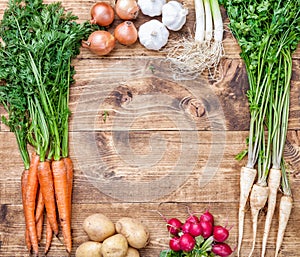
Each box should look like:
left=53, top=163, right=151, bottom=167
left=0, top=202, right=299, bottom=256
left=1, top=131, right=300, bottom=205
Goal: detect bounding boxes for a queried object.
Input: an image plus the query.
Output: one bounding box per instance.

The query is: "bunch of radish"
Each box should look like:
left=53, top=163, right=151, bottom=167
left=160, top=210, right=234, bottom=257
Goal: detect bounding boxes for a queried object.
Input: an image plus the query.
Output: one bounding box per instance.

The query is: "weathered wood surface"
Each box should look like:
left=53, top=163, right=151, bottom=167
left=0, top=0, right=300, bottom=256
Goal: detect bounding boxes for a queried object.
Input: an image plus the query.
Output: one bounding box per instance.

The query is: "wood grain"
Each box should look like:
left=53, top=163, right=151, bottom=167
left=0, top=0, right=299, bottom=256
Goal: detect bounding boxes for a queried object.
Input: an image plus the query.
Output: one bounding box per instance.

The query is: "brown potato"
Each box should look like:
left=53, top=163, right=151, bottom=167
left=83, top=213, right=116, bottom=242
left=125, top=247, right=140, bottom=257
left=76, top=241, right=102, bottom=257
left=101, top=234, right=128, bottom=257
left=115, top=217, right=150, bottom=249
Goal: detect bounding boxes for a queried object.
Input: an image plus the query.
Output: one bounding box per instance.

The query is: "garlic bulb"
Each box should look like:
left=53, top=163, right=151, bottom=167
left=162, top=1, right=188, bottom=31
left=138, top=20, right=169, bottom=51
left=137, top=0, right=166, bottom=17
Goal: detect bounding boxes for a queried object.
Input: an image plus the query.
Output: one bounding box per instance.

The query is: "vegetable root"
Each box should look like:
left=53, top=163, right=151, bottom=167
left=52, top=159, right=72, bottom=253
left=248, top=184, right=269, bottom=257
left=238, top=166, right=257, bottom=257
left=45, top=216, right=53, bottom=254
left=24, top=153, right=40, bottom=255
left=275, top=195, right=293, bottom=257
left=261, top=168, right=281, bottom=257
left=21, top=169, right=31, bottom=252
left=38, top=161, right=59, bottom=236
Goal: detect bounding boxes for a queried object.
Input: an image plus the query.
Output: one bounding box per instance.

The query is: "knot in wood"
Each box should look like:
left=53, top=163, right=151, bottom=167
left=180, top=96, right=205, bottom=118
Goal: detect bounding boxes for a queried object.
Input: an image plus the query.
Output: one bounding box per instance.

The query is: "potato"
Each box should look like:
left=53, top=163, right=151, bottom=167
left=76, top=241, right=102, bottom=257
left=101, top=234, right=128, bottom=257
left=125, top=247, right=140, bottom=257
left=115, top=217, right=150, bottom=249
left=83, top=213, right=116, bottom=242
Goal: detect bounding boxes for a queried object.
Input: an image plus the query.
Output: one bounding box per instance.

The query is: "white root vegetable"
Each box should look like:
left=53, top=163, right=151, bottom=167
left=261, top=168, right=281, bottom=257
left=248, top=184, right=269, bottom=257
left=275, top=195, right=293, bottom=257
left=238, top=166, right=257, bottom=257
left=203, top=0, right=212, bottom=41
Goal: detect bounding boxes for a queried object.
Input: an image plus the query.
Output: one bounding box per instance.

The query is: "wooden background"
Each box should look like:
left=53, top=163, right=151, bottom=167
left=0, top=0, right=299, bottom=256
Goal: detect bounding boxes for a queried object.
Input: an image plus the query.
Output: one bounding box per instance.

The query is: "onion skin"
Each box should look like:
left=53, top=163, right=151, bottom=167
left=115, top=0, right=139, bottom=20
left=114, top=21, right=137, bottom=46
left=82, top=31, right=116, bottom=56
left=90, top=2, right=115, bottom=27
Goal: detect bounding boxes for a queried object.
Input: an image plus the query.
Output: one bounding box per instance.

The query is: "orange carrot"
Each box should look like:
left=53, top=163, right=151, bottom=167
left=45, top=216, right=53, bottom=254
left=36, top=211, right=44, bottom=243
left=37, top=160, right=59, bottom=236
left=21, top=169, right=31, bottom=252
left=63, top=157, right=73, bottom=219
left=24, top=153, right=40, bottom=255
left=52, top=159, right=72, bottom=253
left=35, top=188, right=44, bottom=223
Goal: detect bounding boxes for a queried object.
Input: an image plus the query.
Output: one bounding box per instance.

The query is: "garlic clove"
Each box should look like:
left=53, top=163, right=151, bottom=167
left=138, top=19, right=169, bottom=51
left=162, top=0, right=188, bottom=31
left=138, top=0, right=166, bottom=17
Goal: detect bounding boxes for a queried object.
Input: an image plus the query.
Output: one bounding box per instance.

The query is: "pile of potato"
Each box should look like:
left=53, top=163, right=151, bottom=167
left=76, top=213, right=150, bottom=257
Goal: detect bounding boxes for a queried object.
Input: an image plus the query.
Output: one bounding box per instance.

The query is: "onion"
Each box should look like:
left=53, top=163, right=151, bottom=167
left=90, top=2, right=115, bottom=27
left=82, top=31, right=116, bottom=56
left=114, top=21, right=137, bottom=46
left=115, top=0, right=139, bottom=20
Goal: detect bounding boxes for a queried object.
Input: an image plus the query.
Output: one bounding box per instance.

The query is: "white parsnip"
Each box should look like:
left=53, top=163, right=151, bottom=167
left=248, top=184, right=269, bottom=257
left=237, top=166, right=257, bottom=257
left=261, top=168, right=281, bottom=257
left=275, top=195, right=293, bottom=257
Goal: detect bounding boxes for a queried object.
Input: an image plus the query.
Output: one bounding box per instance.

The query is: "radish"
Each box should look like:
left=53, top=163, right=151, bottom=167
left=167, top=218, right=182, bottom=236
left=181, top=221, right=191, bottom=234
left=200, top=210, right=214, bottom=225
left=188, top=222, right=202, bottom=237
left=179, top=233, right=196, bottom=252
left=213, top=225, right=229, bottom=242
left=200, top=220, right=213, bottom=238
left=212, top=242, right=234, bottom=257
left=186, top=215, right=199, bottom=224
left=169, top=237, right=181, bottom=252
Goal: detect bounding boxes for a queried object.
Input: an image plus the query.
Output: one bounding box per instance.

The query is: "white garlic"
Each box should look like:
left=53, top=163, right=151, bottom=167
left=137, top=0, right=166, bottom=17
left=138, top=20, right=169, bottom=51
left=162, top=1, right=188, bottom=31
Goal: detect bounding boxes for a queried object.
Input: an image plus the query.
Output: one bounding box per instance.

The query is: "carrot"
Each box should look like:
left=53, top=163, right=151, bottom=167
left=35, top=188, right=45, bottom=242
left=36, top=211, right=44, bottom=243
left=52, top=159, right=72, bottom=253
left=63, top=157, right=73, bottom=220
left=37, top=160, right=59, bottom=236
left=45, top=216, right=53, bottom=254
left=24, top=153, right=40, bottom=255
left=21, top=169, right=31, bottom=252
left=238, top=166, right=257, bottom=257
left=248, top=183, right=269, bottom=257
left=275, top=195, right=293, bottom=257
left=261, top=168, right=281, bottom=257
left=35, top=188, right=45, bottom=223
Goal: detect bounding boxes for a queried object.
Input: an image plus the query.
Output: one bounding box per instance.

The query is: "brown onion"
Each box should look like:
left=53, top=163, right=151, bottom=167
left=114, top=21, right=137, bottom=46
left=115, top=0, right=139, bottom=20
left=90, top=2, right=115, bottom=27
left=82, top=31, right=116, bottom=56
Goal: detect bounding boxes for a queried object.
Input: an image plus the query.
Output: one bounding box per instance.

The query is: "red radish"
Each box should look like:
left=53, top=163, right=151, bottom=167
left=179, top=234, right=196, bottom=252
left=200, top=220, right=213, bottom=238
left=181, top=221, right=191, bottom=234
left=212, top=242, right=234, bottom=257
left=186, top=215, right=200, bottom=224
left=200, top=210, right=214, bottom=225
left=213, top=225, right=229, bottom=242
left=188, top=222, right=202, bottom=237
left=167, top=218, right=182, bottom=236
left=169, top=237, right=181, bottom=252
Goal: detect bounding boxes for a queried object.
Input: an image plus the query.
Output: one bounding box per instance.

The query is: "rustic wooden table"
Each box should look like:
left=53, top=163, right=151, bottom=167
left=0, top=0, right=299, bottom=256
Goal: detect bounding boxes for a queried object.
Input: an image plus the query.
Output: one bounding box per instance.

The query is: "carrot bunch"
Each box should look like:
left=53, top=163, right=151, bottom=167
left=21, top=153, right=74, bottom=255
left=0, top=0, right=95, bottom=255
